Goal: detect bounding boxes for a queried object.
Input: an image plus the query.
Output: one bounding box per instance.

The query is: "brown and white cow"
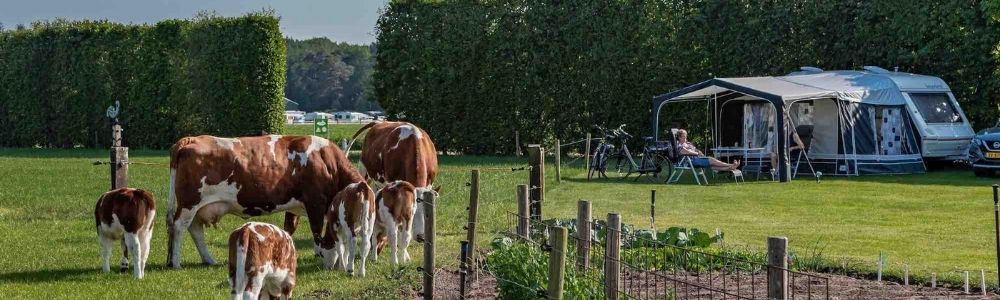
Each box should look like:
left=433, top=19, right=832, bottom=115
left=321, top=181, right=376, bottom=276
left=167, top=135, right=362, bottom=268
left=370, top=180, right=416, bottom=266
left=348, top=121, right=439, bottom=237
left=228, top=222, right=296, bottom=300
left=95, top=188, right=156, bottom=279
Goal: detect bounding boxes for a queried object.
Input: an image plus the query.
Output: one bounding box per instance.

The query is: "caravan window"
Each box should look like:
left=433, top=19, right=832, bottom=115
left=908, top=93, right=962, bottom=123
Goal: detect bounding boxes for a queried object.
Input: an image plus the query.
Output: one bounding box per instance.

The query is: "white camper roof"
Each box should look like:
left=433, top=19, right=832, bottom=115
left=656, top=68, right=951, bottom=106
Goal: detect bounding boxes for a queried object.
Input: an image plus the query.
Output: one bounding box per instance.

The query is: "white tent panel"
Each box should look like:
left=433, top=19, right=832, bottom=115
left=811, top=99, right=840, bottom=155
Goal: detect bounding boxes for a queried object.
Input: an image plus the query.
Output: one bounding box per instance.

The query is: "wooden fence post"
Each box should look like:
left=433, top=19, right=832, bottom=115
left=548, top=226, right=568, bottom=300
left=576, top=200, right=591, bottom=270
left=422, top=191, right=436, bottom=300
left=515, top=131, right=522, bottom=156
left=528, top=145, right=545, bottom=221
left=767, top=236, right=789, bottom=300
left=110, top=124, right=127, bottom=190
left=465, top=170, right=480, bottom=272
left=605, top=213, right=621, bottom=300
left=516, top=184, right=530, bottom=241
left=585, top=133, right=592, bottom=180
left=555, top=139, right=561, bottom=183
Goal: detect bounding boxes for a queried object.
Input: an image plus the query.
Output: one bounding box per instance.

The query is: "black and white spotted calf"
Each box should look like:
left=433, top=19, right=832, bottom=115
left=95, top=188, right=156, bottom=279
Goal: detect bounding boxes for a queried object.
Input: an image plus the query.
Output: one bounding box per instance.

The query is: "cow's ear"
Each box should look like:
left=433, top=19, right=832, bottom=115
left=433, top=186, right=442, bottom=194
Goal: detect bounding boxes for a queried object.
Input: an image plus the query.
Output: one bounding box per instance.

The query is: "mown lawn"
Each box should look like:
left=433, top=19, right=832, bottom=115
left=1, top=143, right=999, bottom=298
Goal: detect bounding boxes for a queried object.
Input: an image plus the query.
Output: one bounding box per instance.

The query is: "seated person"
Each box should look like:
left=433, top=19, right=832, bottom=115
left=675, top=129, right=740, bottom=171
left=769, top=129, right=806, bottom=169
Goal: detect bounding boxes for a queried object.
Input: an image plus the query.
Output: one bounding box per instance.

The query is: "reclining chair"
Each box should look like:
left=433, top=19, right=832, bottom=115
left=665, top=129, right=711, bottom=185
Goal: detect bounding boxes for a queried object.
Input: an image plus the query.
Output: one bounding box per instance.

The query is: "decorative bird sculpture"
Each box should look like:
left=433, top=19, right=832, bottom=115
left=106, top=100, right=120, bottom=124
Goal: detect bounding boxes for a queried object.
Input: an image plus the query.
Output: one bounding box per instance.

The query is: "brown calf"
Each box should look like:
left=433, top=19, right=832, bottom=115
left=370, top=180, right=416, bottom=266
left=95, top=188, right=156, bottom=279
left=321, top=182, right=376, bottom=277
left=228, top=222, right=297, bottom=300
left=348, top=121, right=439, bottom=238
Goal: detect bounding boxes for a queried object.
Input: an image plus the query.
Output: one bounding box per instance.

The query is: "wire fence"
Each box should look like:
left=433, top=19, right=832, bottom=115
left=471, top=212, right=831, bottom=300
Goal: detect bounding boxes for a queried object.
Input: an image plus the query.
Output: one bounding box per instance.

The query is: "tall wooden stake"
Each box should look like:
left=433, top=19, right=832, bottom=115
left=465, top=170, right=480, bottom=272
left=459, top=240, right=469, bottom=300
left=110, top=124, right=128, bottom=190
left=516, top=184, right=530, bottom=241
left=585, top=133, right=592, bottom=181
left=527, top=145, right=544, bottom=221
left=547, top=226, right=568, bottom=300
left=576, top=200, right=591, bottom=270
left=605, top=213, right=621, bottom=300
left=768, top=237, right=789, bottom=300
left=422, top=191, right=436, bottom=300
left=555, top=139, right=561, bottom=183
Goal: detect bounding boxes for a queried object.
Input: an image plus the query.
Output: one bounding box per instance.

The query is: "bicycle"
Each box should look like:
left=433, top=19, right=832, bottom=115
left=588, top=124, right=671, bottom=180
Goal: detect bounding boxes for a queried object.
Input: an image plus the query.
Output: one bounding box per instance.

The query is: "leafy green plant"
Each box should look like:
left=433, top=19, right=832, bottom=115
left=488, top=237, right=604, bottom=299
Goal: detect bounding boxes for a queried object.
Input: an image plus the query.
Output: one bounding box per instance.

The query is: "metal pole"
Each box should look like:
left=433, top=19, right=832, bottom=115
left=650, top=190, right=656, bottom=230
left=466, top=170, right=480, bottom=273
left=459, top=240, right=469, bottom=300
left=994, top=184, right=999, bottom=286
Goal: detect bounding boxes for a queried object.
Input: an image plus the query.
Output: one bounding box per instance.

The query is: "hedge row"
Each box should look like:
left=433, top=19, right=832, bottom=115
left=374, top=0, right=1000, bottom=154
left=0, top=12, right=286, bottom=148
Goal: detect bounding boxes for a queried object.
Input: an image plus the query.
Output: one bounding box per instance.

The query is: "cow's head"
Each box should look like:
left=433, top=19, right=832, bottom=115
left=414, top=185, right=440, bottom=203
left=316, top=214, right=340, bottom=270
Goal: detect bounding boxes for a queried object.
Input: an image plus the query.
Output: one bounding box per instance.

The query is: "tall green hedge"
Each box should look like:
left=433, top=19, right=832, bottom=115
left=0, top=12, right=285, bottom=148
left=375, top=0, right=1000, bottom=154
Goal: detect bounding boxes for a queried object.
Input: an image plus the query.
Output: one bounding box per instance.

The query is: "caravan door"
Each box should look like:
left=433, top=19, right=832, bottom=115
left=903, top=92, right=975, bottom=160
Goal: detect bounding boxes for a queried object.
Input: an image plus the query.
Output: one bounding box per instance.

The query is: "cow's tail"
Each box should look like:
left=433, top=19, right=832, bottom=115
left=346, top=121, right=379, bottom=154
left=166, top=138, right=191, bottom=229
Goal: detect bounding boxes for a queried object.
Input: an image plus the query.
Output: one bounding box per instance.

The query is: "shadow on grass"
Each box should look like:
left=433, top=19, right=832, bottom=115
left=0, top=262, right=218, bottom=283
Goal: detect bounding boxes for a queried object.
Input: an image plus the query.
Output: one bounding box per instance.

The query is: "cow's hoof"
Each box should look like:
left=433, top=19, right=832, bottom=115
left=201, top=261, right=216, bottom=266
left=414, top=235, right=425, bottom=243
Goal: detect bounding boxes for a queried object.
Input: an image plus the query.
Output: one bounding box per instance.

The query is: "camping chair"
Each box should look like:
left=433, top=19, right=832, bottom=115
left=791, top=125, right=817, bottom=177
left=665, top=129, right=710, bottom=185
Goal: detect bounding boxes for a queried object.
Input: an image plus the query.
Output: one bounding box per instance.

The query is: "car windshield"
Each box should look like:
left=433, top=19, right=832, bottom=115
left=908, top=93, right=962, bottom=123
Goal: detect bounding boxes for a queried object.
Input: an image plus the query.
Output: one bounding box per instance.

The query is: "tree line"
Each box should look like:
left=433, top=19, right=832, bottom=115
left=374, top=0, right=1000, bottom=154
left=285, top=37, right=379, bottom=112
left=0, top=12, right=286, bottom=148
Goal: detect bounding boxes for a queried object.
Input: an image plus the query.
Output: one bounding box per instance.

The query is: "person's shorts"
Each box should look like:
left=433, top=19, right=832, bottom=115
left=691, top=157, right=710, bottom=168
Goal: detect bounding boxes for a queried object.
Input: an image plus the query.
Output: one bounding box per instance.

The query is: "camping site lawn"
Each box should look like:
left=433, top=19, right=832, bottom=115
left=1, top=141, right=999, bottom=297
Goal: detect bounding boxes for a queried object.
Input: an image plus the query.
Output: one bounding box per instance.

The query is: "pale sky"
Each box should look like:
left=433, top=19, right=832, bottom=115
left=0, top=0, right=388, bottom=44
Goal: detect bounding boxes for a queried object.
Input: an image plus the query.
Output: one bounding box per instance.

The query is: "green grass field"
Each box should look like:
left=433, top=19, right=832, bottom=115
left=1, top=140, right=999, bottom=298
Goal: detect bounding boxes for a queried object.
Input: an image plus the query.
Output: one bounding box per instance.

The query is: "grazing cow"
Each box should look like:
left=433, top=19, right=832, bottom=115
left=321, top=181, right=376, bottom=276
left=167, top=135, right=362, bottom=268
left=370, top=180, right=416, bottom=266
left=95, top=188, right=156, bottom=279
left=349, top=121, right=439, bottom=237
left=228, top=222, right=296, bottom=300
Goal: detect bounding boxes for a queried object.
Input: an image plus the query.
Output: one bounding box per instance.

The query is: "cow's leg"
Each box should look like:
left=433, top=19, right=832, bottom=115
left=98, top=234, right=113, bottom=273
left=120, top=239, right=130, bottom=272
left=168, top=208, right=193, bottom=269
left=345, top=233, right=357, bottom=276
left=245, top=274, right=265, bottom=300
left=359, top=230, right=372, bottom=277
left=125, top=232, right=142, bottom=279
left=139, top=228, right=151, bottom=275
left=386, top=224, right=399, bottom=266
left=369, top=225, right=382, bottom=262
left=188, top=220, right=216, bottom=265
left=399, top=225, right=412, bottom=263
left=283, top=212, right=299, bottom=235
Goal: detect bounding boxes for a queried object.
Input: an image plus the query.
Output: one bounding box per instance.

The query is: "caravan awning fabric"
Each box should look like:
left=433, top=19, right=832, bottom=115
left=655, top=71, right=909, bottom=106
